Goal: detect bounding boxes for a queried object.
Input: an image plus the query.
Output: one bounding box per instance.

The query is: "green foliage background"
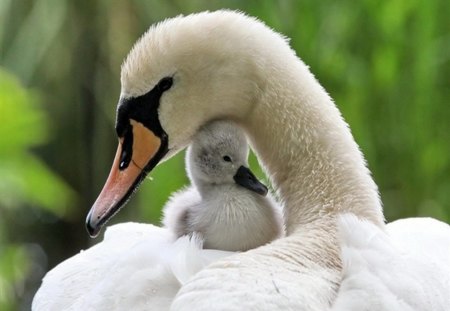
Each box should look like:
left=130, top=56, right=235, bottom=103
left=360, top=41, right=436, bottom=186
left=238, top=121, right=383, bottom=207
left=0, top=0, right=449, bottom=309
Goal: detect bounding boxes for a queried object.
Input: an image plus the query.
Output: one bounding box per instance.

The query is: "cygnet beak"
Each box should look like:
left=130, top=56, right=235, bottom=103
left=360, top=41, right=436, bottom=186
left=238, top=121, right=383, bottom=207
left=233, top=166, right=268, bottom=196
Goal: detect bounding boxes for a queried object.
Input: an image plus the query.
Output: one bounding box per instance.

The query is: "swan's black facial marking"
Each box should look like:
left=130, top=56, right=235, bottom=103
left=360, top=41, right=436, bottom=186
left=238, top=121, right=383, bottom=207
left=116, top=76, right=173, bottom=170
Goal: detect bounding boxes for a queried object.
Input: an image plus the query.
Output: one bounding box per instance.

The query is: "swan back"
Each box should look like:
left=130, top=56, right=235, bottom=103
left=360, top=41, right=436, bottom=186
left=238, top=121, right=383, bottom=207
left=32, top=223, right=233, bottom=311
left=332, top=215, right=450, bottom=311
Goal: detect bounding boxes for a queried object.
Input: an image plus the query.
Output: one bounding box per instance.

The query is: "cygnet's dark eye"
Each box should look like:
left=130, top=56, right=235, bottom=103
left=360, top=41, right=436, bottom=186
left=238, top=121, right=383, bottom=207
left=158, top=77, right=173, bottom=92
left=223, top=155, right=232, bottom=162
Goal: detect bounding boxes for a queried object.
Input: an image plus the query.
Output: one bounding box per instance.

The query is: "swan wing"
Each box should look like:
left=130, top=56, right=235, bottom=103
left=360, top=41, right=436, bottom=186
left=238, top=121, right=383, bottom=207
left=32, top=222, right=165, bottom=310
left=332, top=214, right=450, bottom=311
left=32, top=223, right=233, bottom=311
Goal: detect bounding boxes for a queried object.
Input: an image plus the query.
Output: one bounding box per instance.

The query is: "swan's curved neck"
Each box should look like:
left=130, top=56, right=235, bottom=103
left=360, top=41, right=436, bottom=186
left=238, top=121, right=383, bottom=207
left=244, top=56, right=384, bottom=234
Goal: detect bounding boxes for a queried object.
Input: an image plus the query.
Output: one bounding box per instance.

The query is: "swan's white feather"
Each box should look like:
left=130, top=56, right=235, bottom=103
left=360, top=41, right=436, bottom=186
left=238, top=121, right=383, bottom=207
left=332, top=214, right=450, bottom=311
left=34, top=217, right=450, bottom=311
left=32, top=223, right=232, bottom=311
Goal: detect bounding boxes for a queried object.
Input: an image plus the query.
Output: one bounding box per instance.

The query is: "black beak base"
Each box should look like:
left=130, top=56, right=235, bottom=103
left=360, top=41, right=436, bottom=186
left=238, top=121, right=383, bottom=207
left=233, top=166, right=268, bottom=196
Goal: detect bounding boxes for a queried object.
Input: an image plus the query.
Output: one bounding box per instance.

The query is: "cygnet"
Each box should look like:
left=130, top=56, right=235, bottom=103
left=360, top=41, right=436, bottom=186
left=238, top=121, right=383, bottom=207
left=163, top=120, right=284, bottom=251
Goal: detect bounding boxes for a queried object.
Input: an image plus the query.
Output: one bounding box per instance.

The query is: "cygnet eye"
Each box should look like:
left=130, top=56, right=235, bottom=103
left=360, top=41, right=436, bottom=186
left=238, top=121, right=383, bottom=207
left=223, top=155, right=232, bottom=162
left=158, top=77, right=173, bottom=92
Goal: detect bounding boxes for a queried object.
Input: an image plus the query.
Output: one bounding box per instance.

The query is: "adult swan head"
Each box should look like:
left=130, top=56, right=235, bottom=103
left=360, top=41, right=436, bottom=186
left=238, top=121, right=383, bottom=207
left=85, top=10, right=384, bottom=308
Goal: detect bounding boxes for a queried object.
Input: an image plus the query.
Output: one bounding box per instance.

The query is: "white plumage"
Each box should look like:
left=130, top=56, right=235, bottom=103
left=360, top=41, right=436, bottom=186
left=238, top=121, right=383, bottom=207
left=332, top=215, right=450, bottom=311
left=33, top=10, right=450, bottom=311
left=32, top=223, right=232, bottom=311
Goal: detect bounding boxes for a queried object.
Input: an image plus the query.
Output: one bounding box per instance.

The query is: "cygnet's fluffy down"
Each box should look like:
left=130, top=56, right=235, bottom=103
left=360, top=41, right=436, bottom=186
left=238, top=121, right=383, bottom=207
left=163, top=120, right=284, bottom=251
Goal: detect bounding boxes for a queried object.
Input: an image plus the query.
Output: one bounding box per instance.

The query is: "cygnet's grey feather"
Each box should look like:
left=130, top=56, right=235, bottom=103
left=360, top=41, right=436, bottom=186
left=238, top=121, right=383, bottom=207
left=163, top=120, right=284, bottom=251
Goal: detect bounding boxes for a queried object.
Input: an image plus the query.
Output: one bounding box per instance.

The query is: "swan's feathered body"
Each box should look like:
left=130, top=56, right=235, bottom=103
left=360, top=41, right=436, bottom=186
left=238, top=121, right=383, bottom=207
left=32, top=223, right=233, bottom=310
left=33, top=217, right=450, bottom=311
left=33, top=10, right=450, bottom=311
left=332, top=215, right=450, bottom=311
left=163, top=120, right=283, bottom=251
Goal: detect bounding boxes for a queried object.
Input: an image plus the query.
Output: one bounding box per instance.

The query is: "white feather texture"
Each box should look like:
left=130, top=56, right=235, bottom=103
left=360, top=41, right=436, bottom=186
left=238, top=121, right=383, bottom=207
left=33, top=10, right=450, bottom=311
left=332, top=214, right=450, bottom=311
left=32, top=223, right=233, bottom=311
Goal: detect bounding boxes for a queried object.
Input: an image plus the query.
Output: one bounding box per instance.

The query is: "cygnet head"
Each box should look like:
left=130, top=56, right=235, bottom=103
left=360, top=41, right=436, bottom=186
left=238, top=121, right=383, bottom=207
left=187, top=120, right=267, bottom=196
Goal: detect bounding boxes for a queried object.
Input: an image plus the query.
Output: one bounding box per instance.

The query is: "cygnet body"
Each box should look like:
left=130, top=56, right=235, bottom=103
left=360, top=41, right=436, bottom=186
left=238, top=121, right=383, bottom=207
left=163, top=120, right=283, bottom=252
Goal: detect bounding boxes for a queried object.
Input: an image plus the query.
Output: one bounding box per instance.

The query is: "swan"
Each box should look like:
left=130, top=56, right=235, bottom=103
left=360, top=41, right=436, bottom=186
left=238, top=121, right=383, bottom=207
left=34, top=10, right=450, bottom=310
left=163, top=120, right=284, bottom=251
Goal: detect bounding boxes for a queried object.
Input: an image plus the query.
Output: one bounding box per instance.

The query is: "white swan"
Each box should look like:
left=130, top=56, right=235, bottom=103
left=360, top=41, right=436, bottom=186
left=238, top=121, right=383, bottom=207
left=163, top=120, right=283, bottom=251
left=34, top=10, right=450, bottom=310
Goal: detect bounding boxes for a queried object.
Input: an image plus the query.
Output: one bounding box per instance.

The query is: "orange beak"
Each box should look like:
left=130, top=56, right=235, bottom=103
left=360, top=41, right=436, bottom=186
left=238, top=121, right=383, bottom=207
left=86, top=119, right=166, bottom=237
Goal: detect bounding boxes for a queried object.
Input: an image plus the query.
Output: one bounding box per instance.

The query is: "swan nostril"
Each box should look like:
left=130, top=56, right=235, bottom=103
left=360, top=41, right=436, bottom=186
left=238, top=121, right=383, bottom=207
left=118, top=123, right=134, bottom=170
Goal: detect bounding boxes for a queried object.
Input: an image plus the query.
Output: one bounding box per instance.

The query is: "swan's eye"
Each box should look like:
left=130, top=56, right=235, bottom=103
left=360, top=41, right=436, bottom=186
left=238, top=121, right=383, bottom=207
left=223, top=155, right=232, bottom=162
left=158, top=77, right=173, bottom=92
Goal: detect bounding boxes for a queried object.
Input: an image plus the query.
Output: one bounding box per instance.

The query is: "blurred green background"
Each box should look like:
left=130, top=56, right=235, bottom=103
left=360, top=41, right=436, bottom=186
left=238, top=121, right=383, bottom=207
left=1, top=0, right=449, bottom=309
